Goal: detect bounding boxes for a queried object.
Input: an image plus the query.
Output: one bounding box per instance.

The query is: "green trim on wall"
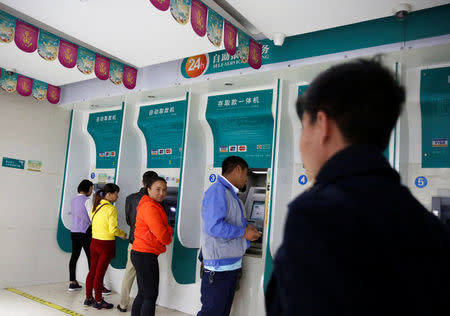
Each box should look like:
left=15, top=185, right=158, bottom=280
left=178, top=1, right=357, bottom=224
left=171, top=92, right=198, bottom=284
left=111, top=102, right=128, bottom=270
left=57, top=110, right=74, bottom=252
left=263, top=80, right=281, bottom=291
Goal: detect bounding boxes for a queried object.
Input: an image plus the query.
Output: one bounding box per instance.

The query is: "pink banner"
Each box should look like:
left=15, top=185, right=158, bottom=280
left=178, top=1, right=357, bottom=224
left=249, top=38, right=262, bottom=69
left=224, top=21, right=237, bottom=56
left=58, top=39, right=78, bottom=68
left=16, top=75, right=33, bottom=97
left=47, top=84, right=61, bottom=104
left=123, top=65, right=137, bottom=90
left=14, top=20, right=38, bottom=53
left=149, top=0, right=170, bottom=11
left=95, top=55, right=110, bottom=80
left=191, top=0, right=207, bottom=37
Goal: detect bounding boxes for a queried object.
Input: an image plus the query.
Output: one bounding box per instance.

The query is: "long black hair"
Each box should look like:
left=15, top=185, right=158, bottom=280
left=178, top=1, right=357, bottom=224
left=93, top=183, right=120, bottom=211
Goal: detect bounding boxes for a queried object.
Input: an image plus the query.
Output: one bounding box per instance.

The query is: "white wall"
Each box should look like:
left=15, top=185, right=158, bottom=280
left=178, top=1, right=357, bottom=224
left=0, top=91, right=70, bottom=288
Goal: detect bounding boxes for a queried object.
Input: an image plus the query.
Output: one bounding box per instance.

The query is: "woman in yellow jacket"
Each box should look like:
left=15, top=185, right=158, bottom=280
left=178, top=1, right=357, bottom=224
left=84, top=183, right=127, bottom=309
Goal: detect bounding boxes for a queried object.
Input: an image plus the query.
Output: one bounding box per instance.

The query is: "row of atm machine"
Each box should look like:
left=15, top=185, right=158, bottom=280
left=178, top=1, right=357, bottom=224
left=57, top=76, right=449, bottom=316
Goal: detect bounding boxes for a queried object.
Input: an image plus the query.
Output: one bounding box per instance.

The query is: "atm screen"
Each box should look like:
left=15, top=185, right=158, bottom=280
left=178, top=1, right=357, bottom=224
left=164, top=198, right=177, bottom=221
left=250, top=201, right=265, bottom=221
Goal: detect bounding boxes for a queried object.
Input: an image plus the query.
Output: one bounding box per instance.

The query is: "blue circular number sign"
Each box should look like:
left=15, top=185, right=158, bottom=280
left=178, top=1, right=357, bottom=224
left=298, top=175, right=308, bottom=185
left=209, top=174, right=217, bottom=183
left=90, top=172, right=95, bottom=180
left=415, top=176, right=428, bottom=188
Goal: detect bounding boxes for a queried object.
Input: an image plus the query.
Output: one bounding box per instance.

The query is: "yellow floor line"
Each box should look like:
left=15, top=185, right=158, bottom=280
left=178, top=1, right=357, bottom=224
left=5, top=288, right=84, bottom=316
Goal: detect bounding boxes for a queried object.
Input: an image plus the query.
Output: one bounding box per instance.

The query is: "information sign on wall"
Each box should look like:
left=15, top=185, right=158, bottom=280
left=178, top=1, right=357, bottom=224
left=2, top=157, right=25, bottom=169
left=137, top=100, right=188, bottom=168
left=87, top=109, right=123, bottom=169
left=206, top=89, right=274, bottom=168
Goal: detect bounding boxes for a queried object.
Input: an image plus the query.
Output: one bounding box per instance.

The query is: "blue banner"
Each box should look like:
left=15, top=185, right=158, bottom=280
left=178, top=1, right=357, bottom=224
left=137, top=100, right=188, bottom=168
left=87, top=110, right=123, bottom=169
left=206, top=89, right=274, bottom=168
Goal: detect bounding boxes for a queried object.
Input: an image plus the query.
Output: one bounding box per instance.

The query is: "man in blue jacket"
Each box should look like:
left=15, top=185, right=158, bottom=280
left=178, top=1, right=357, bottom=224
left=198, top=156, right=262, bottom=316
left=265, top=59, right=450, bottom=315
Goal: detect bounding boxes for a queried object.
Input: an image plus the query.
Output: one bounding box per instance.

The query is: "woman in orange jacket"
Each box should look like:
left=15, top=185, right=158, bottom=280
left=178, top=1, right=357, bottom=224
left=131, top=176, right=174, bottom=316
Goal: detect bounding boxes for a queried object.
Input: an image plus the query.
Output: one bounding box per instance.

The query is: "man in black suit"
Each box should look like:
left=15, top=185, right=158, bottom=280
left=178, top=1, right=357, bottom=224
left=265, top=59, right=450, bottom=316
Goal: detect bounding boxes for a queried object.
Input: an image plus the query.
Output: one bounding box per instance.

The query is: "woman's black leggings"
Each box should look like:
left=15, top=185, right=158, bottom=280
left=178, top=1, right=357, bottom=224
left=69, top=226, right=91, bottom=281
left=131, top=250, right=159, bottom=316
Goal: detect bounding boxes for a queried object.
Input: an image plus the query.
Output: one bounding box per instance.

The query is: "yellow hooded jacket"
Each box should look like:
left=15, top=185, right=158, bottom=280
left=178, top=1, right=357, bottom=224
left=91, top=199, right=126, bottom=240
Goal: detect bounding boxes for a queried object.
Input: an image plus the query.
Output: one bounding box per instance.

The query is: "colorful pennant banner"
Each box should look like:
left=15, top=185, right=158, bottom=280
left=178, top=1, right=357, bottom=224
left=147, top=0, right=263, bottom=69
left=0, top=68, right=61, bottom=103
left=38, top=30, right=59, bottom=61
left=14, top=20, right=38, bottom=53
left=0, top=9, right=138, bottom=89
left=150, top=0, right=170, bottom=11
left=207, top=9, right=223, bottom=47
left=170, top=0, right=191, bottom=25
left=191, top=0, right=207, bottom=37
left=224, top=20, right=237, bottom=56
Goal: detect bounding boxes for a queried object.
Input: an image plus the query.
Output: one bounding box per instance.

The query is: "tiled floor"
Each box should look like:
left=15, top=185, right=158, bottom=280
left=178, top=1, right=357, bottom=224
left=0, top=283, right=191, bottom=316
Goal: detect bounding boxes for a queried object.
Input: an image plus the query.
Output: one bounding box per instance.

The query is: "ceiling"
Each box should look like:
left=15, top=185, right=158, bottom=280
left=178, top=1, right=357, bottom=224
left=0, top=0, right=448, bottom=86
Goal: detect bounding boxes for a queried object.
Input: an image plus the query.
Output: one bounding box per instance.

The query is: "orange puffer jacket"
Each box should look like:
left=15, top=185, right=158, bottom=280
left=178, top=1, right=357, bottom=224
left=132, top=195, right=173, bottom=255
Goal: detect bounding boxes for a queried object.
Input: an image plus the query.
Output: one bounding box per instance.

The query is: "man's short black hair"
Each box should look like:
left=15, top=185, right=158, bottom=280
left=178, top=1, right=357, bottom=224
left=142, top=171, right=158, bottom=187
left=222, top=156, right=248, bottom=175
left=297, top=58, right=405, bottom=151
left=77, top=179, right=93, bottom=193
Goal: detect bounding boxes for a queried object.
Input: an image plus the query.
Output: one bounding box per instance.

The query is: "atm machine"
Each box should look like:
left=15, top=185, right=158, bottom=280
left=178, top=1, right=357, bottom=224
left=432, top=195, right=450, bottom=227
left=243, top=185, right=266, bottom=255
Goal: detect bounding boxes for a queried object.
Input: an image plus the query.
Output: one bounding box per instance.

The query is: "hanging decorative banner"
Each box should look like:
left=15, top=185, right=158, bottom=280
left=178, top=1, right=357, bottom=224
left=237, top=30, right=249, bottom=63
left=207, top=9, right=223, bottom=47
left=123, top=65, right=137, bottom=89
left=109, top=60, right=124, bottom=85
left=76, top=46, right=95, bottom=75
left=170, top=0, right=190, bottom=25
left=0, top=11, right=16, bottom=43
left=249, top=38, right=262, bottom=69
left=149, top=0, right=170, bottom=11
left=58, top=39, right=78, bottom=68
left=14, top=20, right=38, bottom=53
left=95, top=55, right=110, bottom=80
left=38, top=30, right=59, bottom=61
left=32, top=80, right=47, bottom=101
left=0, top=69, right=17, bottom=92
left=16, top=75, right=33, bottom=97
left=47, top=84, right=61, bottom=104
left=190, top=0, right=207, bottom=37
left=224, top=20, right=237, bottom=56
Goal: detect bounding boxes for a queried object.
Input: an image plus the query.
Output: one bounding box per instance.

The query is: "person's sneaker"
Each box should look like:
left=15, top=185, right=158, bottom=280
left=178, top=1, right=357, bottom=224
left=83, top=298, right=94, bottom=306
left=117, top=305, right=127, bottom=312
left=68, top=282, right=82, bottom=291
left=102, top=286, right=111, bottom=295
left=93, top=299, right=114, bottom=310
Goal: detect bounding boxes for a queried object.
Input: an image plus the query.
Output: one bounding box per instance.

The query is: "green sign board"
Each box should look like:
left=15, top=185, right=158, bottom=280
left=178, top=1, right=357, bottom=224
left=87, top=109, right=123, bottom=169
left=206, top=89, right=274, bottom=168
left=137, top=100, right=188, bottom=168
left=420, top=67, right=450, bottom=168
left=2, top=157, right=25, bottom=169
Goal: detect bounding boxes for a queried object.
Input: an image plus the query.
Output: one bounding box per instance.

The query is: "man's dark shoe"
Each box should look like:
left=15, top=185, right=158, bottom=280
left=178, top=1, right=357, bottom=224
left=117, top=304, right=127, bottom=312
left=93, top=299, right=113, bottom=309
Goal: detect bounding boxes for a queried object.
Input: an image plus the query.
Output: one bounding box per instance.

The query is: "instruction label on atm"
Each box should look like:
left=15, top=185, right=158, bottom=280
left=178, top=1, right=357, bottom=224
left=206, top=89, right=274, bottom=168
left=138, top=99, right=187, bottom=168
left=87, top=109, right=123, bottom=169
